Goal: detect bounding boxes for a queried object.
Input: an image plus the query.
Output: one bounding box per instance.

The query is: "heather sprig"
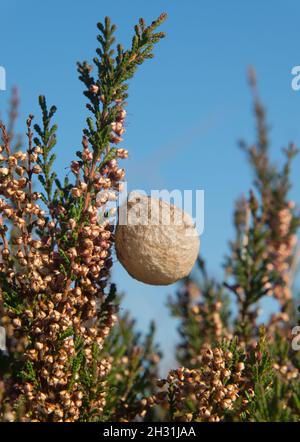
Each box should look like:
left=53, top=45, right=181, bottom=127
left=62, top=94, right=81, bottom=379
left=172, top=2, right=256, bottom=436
left=238, top=68, right=300, bottom=311
left=34, top=95, right=58, bottom=205
left=77, top=13, right=167, bottom=211
left=224, top=191, right=282, bottom=340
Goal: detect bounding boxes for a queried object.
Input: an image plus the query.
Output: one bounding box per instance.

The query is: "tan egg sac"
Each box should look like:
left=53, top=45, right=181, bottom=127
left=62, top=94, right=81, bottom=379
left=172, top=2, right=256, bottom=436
left=115, top=193, right=200, bottom=285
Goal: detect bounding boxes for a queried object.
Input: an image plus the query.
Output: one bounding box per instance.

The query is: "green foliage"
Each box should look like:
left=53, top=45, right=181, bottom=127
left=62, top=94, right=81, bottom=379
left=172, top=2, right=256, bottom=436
left=225, top=192, right=281, bottom=340
left=246, top=327, right=274, bottom=387
left=19, top=360, right=39, bottom=386
left=249, top=375, right=300, bottom=422
left=0, top=272, right=25, bottom=316
left=77, top=14, right=166, bottom=160
left=34, top=96, right=58, bottom=205
left=102, top=300, right=161, bottom=422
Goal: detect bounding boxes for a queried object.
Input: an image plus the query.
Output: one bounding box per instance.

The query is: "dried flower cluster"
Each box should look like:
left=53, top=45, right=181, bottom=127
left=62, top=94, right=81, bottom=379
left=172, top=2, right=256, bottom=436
left=266, top=202, right=297, bottom=308
left=154, top=342, right=250, bottom=422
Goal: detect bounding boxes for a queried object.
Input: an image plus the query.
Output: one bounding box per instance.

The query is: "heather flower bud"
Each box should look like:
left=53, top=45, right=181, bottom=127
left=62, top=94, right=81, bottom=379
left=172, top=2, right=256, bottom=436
left=90, top=84, right=99, bottom=94
left=34, top=146, right=43, bottom=154
left=8, top=156, right=17, bottom=166
left=2, top=248, right=10, bottom=258
left=116, top=148, right=128, bottom=159
left=117, top=109, right=126, bottom=120
left=12, top=318, right=22, bottom=328
left=14, top=151, right=27, bottom=161
left=68, top=219, right=76, bottom=230
left=71, top=187, right=82, bottom=198
left=32, top=165, right=42, bottom=174
left=71, top=161, right=81, bottom=174
left=110, top=134, right=123, bottom=144
left=31, top=240, right=42, bottom=249
left=15, top=166, right=24, bottom=176
left=0, top=168, right=9, bottom=176
left=236, top=362, right=245, bottom=372
left=82, top=148, right=93, bottom=161
left=79, top=182, right=88, bottom=191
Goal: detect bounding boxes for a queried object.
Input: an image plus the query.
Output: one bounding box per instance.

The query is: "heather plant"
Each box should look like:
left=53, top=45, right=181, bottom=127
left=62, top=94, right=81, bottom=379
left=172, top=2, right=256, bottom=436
left=0, top=14, right=300, bottom=423
left=0, top=14, right=166, bottom=422
left=156, top=70, right=300, bottom=422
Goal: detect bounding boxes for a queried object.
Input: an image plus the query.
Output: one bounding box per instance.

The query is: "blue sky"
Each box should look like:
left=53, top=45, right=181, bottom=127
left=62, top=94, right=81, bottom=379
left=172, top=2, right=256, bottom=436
left=1, top=0, right=300, bottom=372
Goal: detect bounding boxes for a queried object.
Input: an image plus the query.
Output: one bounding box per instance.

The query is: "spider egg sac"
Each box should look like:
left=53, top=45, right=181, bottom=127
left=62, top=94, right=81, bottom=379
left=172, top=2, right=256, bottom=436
left=115, top=193, right=200, bottom=285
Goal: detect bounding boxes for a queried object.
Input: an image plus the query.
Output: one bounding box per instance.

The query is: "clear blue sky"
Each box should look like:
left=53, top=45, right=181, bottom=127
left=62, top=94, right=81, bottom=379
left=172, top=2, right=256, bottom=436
left=1, top=0, right=300, bottom=372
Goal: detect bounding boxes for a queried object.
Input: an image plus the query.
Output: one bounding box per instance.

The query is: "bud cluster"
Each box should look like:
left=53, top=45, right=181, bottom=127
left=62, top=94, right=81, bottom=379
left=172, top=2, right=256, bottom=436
left=154, top=343, right=252, bottom=422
